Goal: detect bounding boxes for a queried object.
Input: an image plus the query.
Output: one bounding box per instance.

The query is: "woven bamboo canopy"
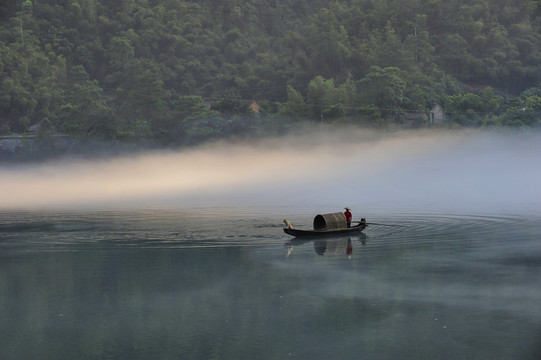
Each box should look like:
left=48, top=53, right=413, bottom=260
left=313, top=212, right=347, bottom=231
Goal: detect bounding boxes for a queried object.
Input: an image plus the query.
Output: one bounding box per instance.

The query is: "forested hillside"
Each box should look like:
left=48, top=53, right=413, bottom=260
left=1, top=0, right=541, bottom=148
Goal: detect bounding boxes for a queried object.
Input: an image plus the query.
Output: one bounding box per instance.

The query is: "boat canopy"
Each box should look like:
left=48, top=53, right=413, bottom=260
left=313, top=212, right=347, bottom=231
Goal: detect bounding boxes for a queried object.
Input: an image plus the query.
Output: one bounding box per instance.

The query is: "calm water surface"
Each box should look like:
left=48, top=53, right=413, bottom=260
left=1, top=207, right=540, bottom=360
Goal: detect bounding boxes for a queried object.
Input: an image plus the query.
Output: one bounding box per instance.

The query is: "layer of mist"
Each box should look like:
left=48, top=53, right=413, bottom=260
left=1, top=128, right=540, bottom=214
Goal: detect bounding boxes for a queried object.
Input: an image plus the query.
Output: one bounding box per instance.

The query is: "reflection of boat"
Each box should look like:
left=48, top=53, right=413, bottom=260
left=283, top=212, right=367, bottom=238
left=285, top=234, right=367, bottom=257
left=314, top=237, right=354, bottom=255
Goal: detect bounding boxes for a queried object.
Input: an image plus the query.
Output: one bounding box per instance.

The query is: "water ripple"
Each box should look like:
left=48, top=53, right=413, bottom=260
left=0, top=210, right=538, bottom=254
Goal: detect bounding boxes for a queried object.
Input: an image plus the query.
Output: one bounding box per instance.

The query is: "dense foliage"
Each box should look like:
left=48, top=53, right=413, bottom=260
left=1, top=0, right=541, bottom=148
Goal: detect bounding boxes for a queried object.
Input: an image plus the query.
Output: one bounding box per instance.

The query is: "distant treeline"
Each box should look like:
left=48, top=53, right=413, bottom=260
left=1, top=0, right=541, bottom=149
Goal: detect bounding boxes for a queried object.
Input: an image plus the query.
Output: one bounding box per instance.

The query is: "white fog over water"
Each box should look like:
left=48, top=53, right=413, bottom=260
left=1, top=128, right=540, bottom=214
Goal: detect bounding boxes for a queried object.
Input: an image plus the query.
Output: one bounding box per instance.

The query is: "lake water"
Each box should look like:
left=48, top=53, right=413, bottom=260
left=1, top=207, right=540, bottom=360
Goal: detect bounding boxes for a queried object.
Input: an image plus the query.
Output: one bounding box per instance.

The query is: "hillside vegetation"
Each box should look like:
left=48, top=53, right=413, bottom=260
left=1, top=0, right=541, bottom=148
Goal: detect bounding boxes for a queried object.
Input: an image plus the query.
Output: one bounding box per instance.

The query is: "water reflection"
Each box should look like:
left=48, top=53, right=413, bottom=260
left=285, top=234, right=367, bottom=258
left=2, top=210, right=541, bottom=360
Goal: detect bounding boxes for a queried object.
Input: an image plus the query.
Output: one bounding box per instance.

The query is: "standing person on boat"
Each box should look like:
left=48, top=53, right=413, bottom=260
left=344, top=207, right=352, bottom=228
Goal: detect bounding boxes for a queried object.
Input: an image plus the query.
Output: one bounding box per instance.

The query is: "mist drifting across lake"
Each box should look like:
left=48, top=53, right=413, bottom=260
left=1, top=128, right=541, bottom=360
left=1, top=128, right=540, bottom=214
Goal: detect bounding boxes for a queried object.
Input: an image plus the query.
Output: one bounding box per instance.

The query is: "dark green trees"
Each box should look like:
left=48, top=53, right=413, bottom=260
left=0, top=0, right=540, bottom=152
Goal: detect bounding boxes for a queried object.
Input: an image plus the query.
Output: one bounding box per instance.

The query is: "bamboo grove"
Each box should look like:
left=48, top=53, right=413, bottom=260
left=1, top=0, right=541, bottom=149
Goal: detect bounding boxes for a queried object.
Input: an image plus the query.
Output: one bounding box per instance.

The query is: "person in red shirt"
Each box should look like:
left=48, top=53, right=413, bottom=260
left=344, top=207, right=352, bottom=228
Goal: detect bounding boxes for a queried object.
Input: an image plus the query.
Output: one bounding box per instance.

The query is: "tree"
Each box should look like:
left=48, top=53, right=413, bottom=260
left=278, top=85, right=308, bottom=119
left=439, top=33, right=469, bottom=77
left=403, top=15, right=435, bottom=67
left=357, top=66, right=406, bottom=121
left=107, top=36, right=135, bottom=74
left=306, top=75, right=345, bottom=120
left=58, top=65, right=115, bottom=139
left=114, top=59, right=168, bottom=139
left=494, top=93, right=541, bottom=127
left=211, top=88, right=250, bottom=116
left=362, top=21, right=414, bottom=70
left=306, top=6, right=352, bottom=78
left=445, top=92, right=486, bottom=126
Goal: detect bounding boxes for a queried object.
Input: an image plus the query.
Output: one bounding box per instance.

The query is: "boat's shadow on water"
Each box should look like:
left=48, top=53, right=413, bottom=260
left=285, top=233, right=367, bottom=257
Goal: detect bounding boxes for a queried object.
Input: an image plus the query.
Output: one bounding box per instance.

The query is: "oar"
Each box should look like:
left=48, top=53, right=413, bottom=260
left=353, top=221, right=407, bottom=228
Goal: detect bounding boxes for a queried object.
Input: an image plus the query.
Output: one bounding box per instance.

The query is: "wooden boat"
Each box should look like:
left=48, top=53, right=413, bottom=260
left=283, top=212, right=367, bottom=238
left=283, top=222, right=366, bottom=237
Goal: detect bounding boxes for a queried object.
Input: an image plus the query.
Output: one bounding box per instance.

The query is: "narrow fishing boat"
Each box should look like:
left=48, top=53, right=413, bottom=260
left=283, top=212, right=367, bottom=238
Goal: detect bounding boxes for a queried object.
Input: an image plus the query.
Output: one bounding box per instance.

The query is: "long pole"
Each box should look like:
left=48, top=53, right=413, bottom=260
left=353, top=221, right=407, bottom=228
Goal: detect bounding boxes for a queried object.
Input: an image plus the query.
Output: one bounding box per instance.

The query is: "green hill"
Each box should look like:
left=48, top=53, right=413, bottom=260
left=1, top=0, right=540, bottom=148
